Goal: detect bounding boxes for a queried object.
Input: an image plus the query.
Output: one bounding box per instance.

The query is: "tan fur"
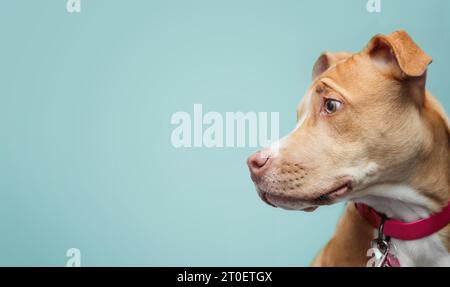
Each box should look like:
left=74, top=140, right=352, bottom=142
left=314, top=90, right=450, bottom=266
left=312, top=204, right=373, bottom=267
left=312, top=32, right=450, bottom=266
left=248, top=30, right=450, bottom=266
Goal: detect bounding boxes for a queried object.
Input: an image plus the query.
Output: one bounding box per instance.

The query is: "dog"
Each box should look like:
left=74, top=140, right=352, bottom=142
left=247, top=30, right=450, bottom=267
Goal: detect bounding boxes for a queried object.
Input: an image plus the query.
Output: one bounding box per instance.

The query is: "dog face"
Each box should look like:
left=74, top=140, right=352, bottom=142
left=248, top=31, right=433, bottom=211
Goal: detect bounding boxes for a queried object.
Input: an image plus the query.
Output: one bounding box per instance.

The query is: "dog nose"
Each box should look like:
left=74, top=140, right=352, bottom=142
left=247, top=150, right=272, bottom=181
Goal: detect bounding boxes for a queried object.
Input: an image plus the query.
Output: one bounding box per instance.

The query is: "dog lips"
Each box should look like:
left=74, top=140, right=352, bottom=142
left=329, top=185, right=349, bottom=200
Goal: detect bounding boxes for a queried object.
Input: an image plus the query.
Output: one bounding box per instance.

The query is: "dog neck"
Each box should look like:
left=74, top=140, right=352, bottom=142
left=408, top=93, right=450, bottom=210
left=351, top=94, right=450, bottom=265
left=354, top=94, right=450, bottom=219
left=352, top=185, right=450, bottom=267
left=354, top=186, right=435, bottom=221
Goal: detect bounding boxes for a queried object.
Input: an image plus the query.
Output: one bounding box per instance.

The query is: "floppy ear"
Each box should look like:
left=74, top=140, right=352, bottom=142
left=367, top=30, right=432, bottom=78
left=312, top=52, right=352, bottom=80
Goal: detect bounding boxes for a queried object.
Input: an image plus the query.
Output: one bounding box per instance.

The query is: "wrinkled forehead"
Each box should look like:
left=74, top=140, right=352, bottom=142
left=297, top=52, right=384, bottom=117
left=320, top=53, right=386, bottom=101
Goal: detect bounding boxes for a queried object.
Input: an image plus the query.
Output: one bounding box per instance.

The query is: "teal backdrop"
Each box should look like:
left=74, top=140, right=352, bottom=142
left=1, top=0, right=450, bottom=266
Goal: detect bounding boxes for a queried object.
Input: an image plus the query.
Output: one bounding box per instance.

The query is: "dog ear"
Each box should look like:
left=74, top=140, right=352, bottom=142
left=367, top=30, right=432, bottom=78
left=312, top=52, right=352, bottom=80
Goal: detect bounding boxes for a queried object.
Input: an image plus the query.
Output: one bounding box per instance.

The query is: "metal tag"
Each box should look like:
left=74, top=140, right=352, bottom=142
left=366, top=215, right=401, bottom=267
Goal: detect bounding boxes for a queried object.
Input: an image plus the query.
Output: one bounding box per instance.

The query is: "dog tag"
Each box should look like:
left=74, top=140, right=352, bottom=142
left=366, top=215, right=402, bottom=267
left=369, top=237, right=402, bottom=267
left=385, top=253, right=401, bottom=267
left=373, top=239, right=390, bottom=267
left=384, top=243, right=401, bottom=267
left=366, top=239, right=389, bottom=267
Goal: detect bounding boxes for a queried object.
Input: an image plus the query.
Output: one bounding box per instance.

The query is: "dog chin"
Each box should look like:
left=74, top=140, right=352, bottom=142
left=257, top=190, right=319, bottom=211
left=266, top=197, right=319, bottom=212
left=256, top=179, right=353, bottom=211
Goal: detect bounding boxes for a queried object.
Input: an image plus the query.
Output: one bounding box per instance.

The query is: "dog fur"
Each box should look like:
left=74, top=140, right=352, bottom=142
left=247, top=30, right=450, bottom=267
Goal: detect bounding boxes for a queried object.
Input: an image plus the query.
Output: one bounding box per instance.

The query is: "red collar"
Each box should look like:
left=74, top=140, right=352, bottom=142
left=355, top=201, right=450, bottom=240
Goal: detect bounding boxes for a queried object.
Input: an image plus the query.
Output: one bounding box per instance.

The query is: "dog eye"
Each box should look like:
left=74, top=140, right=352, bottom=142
left=324, top=99, right=342, bottom=114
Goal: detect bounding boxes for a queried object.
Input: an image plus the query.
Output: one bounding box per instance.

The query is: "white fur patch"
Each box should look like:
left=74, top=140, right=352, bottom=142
left=350, top=184, right=450, bottom=267
left=340, top=162, right=379, bottom=187
left=268, top=90, right=313, bottom=158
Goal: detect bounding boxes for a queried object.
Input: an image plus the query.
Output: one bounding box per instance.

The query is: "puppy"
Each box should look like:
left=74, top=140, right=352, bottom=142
left=247, top=30, right=450, bottom=267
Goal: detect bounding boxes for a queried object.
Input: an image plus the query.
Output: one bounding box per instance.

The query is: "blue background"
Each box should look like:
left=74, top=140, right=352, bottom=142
left=1, top=0, right=449, bottom=266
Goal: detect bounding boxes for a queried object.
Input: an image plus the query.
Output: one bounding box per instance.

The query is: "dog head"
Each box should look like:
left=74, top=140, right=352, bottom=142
left=248, top=30, right=436, bottom=211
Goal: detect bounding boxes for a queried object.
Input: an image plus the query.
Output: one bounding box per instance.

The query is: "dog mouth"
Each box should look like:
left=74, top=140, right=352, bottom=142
left=260, top=192, right=278, bottom=208
left=258, top=181, right=352, bottom=211
left=312, top=182, right=352, bottom=205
